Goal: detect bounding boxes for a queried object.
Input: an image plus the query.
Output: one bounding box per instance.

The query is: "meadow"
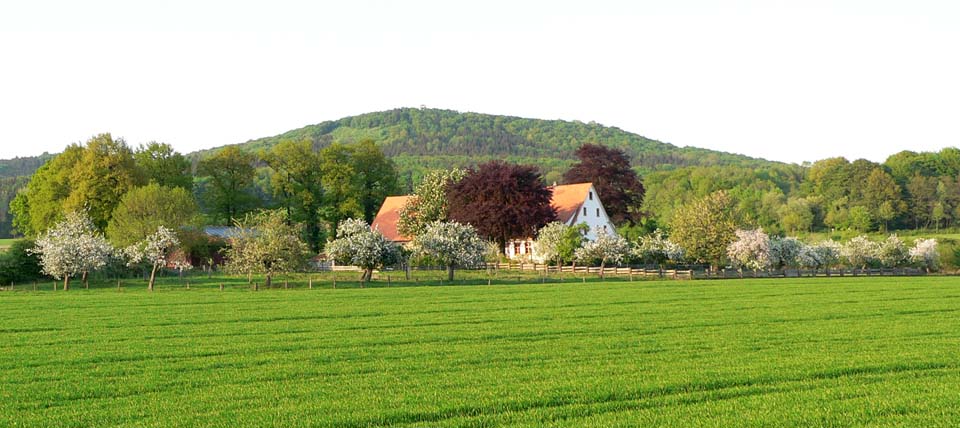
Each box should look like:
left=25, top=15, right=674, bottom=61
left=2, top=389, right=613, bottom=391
left=1, top=276, right=960, bottom=427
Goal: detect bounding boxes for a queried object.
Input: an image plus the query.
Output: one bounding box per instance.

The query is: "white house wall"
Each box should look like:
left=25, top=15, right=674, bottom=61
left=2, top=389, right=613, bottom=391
left=570, top=185, right=617, bottom=240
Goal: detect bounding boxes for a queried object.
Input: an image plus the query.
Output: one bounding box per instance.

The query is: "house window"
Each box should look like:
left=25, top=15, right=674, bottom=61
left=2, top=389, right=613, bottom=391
left=513, top=242, right=521, bottom=255
left=589, top=191, right=593, bottom=200
left=596, top=208, right=600, bottom=217
left=524, top=241, right=531, bottom=254
left=583, top=207, right=587, bottom=216
left=603, top=225, right=608, bottom=233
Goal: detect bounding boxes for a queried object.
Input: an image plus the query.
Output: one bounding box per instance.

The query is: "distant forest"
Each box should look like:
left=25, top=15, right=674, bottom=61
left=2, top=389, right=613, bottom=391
left=1, top=108, right=958, bottom=238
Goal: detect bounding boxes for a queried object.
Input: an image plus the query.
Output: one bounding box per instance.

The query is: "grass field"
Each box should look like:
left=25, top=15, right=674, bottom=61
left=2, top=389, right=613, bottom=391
left=2, top=276, right=960, bottom=427
left=0, top=238, right=17, bottom=251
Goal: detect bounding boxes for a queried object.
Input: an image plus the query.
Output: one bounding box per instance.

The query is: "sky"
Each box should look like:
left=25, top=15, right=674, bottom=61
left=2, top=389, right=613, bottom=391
left=1, top=0, right=958, bottom=164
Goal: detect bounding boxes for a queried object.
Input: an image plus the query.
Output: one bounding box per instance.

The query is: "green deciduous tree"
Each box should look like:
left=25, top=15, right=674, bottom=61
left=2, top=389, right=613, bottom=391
left=263, top=140, right=325, bottom=252
left=134, top=142, right=192, bottom=190
left=106, top=183, right=199, bottom=247
left=669, top=191, right=740, bottom=269
left=198, top=146, right=259, bottom=224
left=534, top=221, right=588, bottom=269
left=63, top=134, right=144, bottom=230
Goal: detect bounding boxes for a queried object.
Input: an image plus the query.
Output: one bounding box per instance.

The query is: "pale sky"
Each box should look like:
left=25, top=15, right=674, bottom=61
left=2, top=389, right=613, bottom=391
left=1, top=0, right=958, bottom=164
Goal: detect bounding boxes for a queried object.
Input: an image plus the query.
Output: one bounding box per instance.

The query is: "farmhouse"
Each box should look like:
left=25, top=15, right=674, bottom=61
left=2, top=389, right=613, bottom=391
left=371, top=182, right=616, bottom=260
left=505, top=182, right=616, bottom=260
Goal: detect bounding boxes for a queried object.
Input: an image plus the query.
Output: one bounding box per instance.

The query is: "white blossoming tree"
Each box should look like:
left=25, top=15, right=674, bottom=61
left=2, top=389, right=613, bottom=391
left=415, top=221, right=487, bottom=281
left=123, top=225, right=180, bottom=291
left=633, top=229, right=684, bottom=266
left=910, top=238, right=939, bottom=272
left=326, top=218, right=400, bottom=283
left=574, top=233, right=630, bottom=276
left=32, top=211, right=114, bottom=290
left=769, top=236, right=802, bottom=269
left=797, top=240, right=841, bottom=274
left=726, top=229, right=771, bottom=271
left=534, top=222, right=587, bottom=269
left=841, top=235, right=879, bottom=269
left=877, top=235, right=908, bottom=268
left=224, top=209, right=310, bottom=289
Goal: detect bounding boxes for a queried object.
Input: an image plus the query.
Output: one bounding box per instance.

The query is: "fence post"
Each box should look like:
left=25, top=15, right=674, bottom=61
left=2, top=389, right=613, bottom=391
left=284, top=280, right=288, bottom=289
left=219, top=283, right=224, bottom=291
left=309, top=278, right=313, bottom=289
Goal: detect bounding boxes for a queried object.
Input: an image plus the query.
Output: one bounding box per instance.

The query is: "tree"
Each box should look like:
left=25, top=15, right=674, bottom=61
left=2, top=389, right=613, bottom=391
left=263, top=140, right=325, bottom=252
left=769, top=236, right=802, bottom=269
left=123, top=226, right=179, bottom=291
left=325, top=218, right=400, bottom=283
left=841, top=236, right=878, bottom=269
left=198, top=146, right=258, bottom=224
left=726, top=229, right=771, bottom=271
left=353, top=140, right=400, bottom=224
left=778, top=197, right=814, bottom=233
left=862, top=168, right=904, bottom=231
left=397, top=168, right=466, bottom=238
left=223, top=210, right=310, bottom=289
left=563, top=143, right=645, bottom=225
left=63, top=134, right=144, bottom=230
left=31, top=211, right=113, bottom=290
left=106, top=184, right=199, bottom=247
left=877, top=235, right=908, bottom=268
left=318, top=143, right=363, bottom=237
left=447, top=161, right=556, bottom=252
left=633, top=229, right=684, bottom=266
left=535, top=221, right=588, bottom=269
left=573, top=233, right=630, bottom=275
left=134, top=142, right=192, bottom=190
left=0, top=239, right=43, bottom=285
left=909, top=238, right=939, bottom=272
left=905, top=175, right=937, bottom=229
left=797, top=240, right=840, bottom=273
left=414, top=221, right=487, bottom=281
left=669, top=191, right=739, bottom=269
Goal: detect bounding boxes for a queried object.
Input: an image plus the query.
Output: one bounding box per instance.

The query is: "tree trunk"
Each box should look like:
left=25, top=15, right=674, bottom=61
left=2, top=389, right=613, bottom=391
left=265, top=273, right=272, bottom=288
left=599, top=260, right=605, bottom=279
left=82, top=271, right=88, bottom=289
left=447, top=265, right=455, bottom=281
left=63, top=275, right=70, bottom=291
left=148, top=264, right=158, bottom=292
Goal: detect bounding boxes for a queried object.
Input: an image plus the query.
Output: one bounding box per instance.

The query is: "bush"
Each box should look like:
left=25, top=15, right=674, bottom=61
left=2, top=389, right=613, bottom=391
left=0, top=240, right=44, bottom=284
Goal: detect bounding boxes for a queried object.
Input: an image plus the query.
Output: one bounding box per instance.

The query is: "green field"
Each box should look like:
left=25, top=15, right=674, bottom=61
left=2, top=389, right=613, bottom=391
left=0, top=238, right=16, bottom=251
left=2, top=277, right=960, bottom=427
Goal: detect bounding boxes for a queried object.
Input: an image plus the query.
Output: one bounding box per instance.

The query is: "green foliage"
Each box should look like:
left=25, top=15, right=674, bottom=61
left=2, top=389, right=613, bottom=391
left=535, top=222, right=588, bottom=267
left=262, top=139, right=325, bottom=252
left=197, top=146, right=259, bottom=224
left=0, top=239, right=43, bottom=284
left=134, top=142, right=192, bottom=189
left=397, top=168, right=466, bottom=238
left=223, top=209, right=310, bottom=287
left=325, top=218, right=399, bottom=282
left=669, top=191, right=740, bottom=268
left=106, top=184, right=199, bottom=247
left=63, top=134, right=144, bottom=230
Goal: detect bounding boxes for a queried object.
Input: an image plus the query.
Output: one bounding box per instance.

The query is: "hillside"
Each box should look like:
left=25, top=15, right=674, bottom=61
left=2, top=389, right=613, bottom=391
left=195, top=108, right=778, bottom=177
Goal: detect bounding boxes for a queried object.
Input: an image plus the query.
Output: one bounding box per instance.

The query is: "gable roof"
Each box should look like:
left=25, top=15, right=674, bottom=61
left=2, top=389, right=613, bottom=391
left=371, top=182, right=596, bottom=242
left=371, top=195, right=414, bottom=242
left=550, top=182, right=593, bottom=224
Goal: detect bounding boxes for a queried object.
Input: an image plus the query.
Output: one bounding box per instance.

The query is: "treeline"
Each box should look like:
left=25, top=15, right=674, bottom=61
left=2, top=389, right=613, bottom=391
left=642, top=148, right=960, bottom=235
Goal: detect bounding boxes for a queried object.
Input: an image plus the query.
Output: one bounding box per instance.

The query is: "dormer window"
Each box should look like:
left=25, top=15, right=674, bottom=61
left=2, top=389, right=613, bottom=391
left=589, top=191, right=593, bottom=200
left=583, top=207, right=587, bottom=216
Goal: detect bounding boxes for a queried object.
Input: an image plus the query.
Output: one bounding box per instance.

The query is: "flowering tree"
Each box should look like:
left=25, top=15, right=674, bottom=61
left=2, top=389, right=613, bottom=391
left=670, top=191, right=739, bottom=269
left=31, top=211, right=113, bottom=290
left=535, top=222, right=588, bottom=269
left=769, top=236, right=802, bottom=269
left=841, top=235, right=879, bottom=269
left=123, top=226, right=180, bottom=291
left=415, top=221, right=487, bottom=281
left=223, top=210, right=310, bottom=289
left=877, top=235, right=908, bottom=268
left=909, top=238, right=939, bottom=272
left=574, top=233, right=630, bottom=276
left=633, top=229, right=684, bottom=266
left=326, top=218, right=400, bottom=282
left=726, top=229, right=771, bottom=271
left=797, top=240, right=841, bottom=273
left=397, top=168, right=466, bottom=238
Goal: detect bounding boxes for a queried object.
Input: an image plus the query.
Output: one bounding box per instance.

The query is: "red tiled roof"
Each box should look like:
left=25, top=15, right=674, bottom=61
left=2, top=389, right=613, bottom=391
left=371, top=182, right=593, bottom=241
left=550, top=182, right=592, bottom=224
left=371, top=195, right=414, bottom=242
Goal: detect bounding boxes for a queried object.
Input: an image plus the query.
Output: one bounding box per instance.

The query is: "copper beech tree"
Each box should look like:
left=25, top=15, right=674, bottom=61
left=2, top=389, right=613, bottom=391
left=563, top=143, right=645, bottom=225
left=447, top=161, right=556, bottom=253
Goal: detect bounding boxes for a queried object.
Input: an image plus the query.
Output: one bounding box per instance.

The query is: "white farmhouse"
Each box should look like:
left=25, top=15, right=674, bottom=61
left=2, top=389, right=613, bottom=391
left=505, top=182, right=616, bottom=260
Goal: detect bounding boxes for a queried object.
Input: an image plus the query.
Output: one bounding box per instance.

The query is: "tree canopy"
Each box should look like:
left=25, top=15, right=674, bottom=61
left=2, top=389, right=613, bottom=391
left=563, top=144, right=645, bottom=225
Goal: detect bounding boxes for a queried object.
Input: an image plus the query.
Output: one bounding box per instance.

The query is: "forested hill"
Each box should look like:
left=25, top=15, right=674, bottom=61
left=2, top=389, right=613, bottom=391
left=197, top=108, right=778, bottom=175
